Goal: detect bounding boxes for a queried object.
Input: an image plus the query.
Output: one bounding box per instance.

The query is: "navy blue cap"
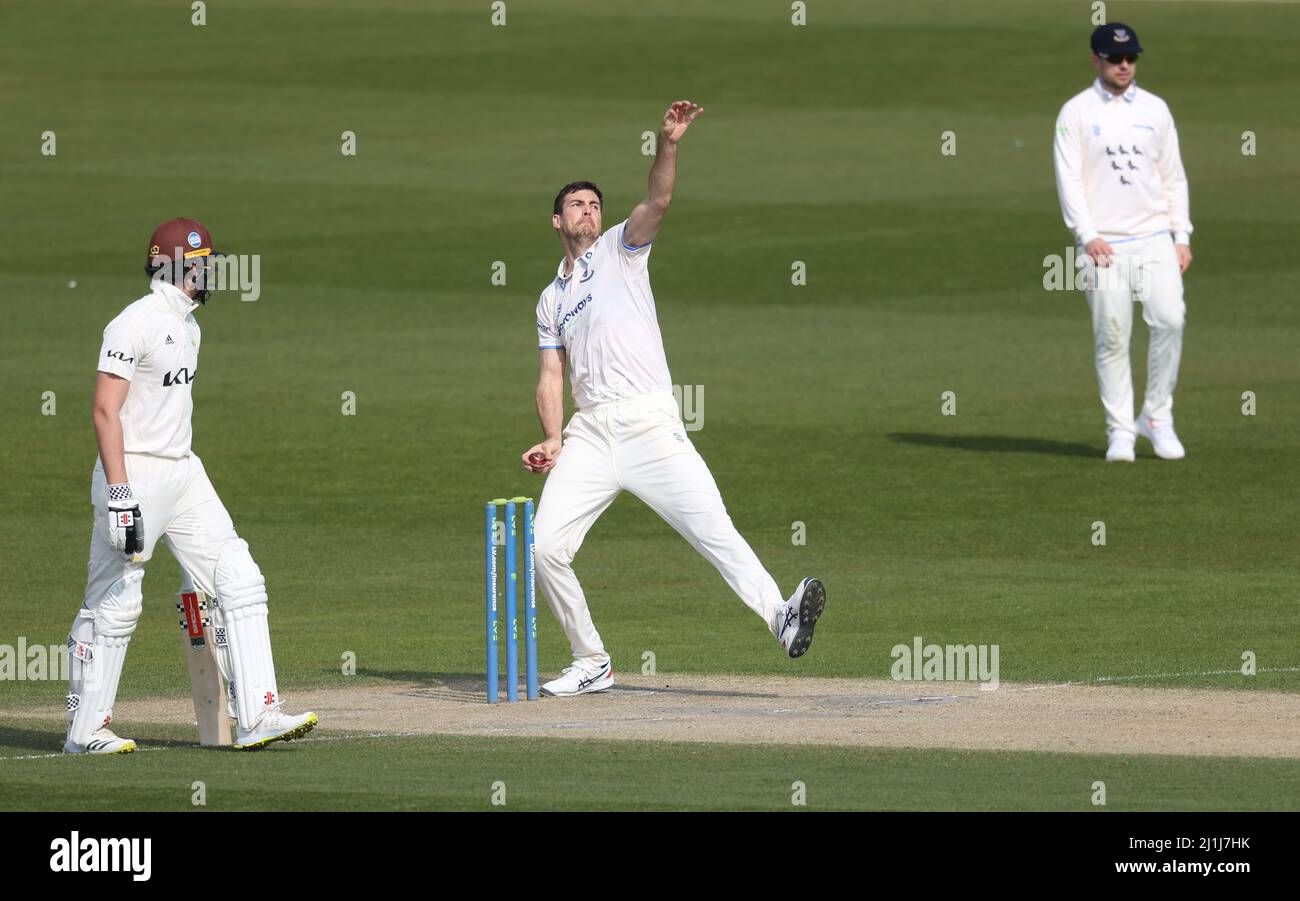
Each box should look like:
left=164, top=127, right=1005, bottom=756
left=1091, top=22, right=1142, bottom=55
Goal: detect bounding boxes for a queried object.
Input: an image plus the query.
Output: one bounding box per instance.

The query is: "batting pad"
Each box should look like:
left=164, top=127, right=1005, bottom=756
left=67, top=569, right=143, bottom=746
left=215, top=539, right=280, bottom=729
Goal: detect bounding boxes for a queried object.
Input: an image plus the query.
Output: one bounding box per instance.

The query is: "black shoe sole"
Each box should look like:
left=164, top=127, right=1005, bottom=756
left=788, top=578, right=826, bottom=659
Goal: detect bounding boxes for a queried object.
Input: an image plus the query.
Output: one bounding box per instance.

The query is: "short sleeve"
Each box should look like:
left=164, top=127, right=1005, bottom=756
left=536, top=291, right=562, bottom=350
left=97, top=313, right=147, bottom=381
left=615, top=219, right=653, bottom=277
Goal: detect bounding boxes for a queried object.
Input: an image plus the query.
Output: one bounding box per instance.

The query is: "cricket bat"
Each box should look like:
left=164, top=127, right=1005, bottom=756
left=177, top=569, right=232, bottom=746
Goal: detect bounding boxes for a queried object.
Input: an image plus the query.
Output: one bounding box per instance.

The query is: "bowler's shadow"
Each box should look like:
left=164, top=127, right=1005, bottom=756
left=360, top=671, right=779, bottom=701
left=889, top=432, right=1098, bottom=458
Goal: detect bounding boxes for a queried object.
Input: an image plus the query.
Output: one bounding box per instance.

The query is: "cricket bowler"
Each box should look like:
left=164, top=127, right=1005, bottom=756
left=522, top=100, right=827, bottom=697
left=65, top=217, right=318, bottom=753
left=1053, top=23, right=1194, bottom=462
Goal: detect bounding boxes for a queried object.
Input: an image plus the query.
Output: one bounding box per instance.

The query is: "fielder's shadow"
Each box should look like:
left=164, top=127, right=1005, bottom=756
left=889, top=432, right=1098, bottom=459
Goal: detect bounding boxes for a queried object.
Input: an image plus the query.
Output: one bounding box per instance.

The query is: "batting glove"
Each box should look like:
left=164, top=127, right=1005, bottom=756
left=106, top=483, right=145, bottom=560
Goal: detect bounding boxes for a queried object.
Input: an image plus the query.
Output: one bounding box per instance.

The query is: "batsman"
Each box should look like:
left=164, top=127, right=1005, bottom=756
left=523, top=101, right=828, bottom=696
left=64, top=217, right=317, bottom=754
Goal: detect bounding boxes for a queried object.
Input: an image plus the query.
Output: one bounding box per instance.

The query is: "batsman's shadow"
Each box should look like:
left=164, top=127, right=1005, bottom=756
left=0, top=724, right=66, bottom=754
left=0, top=724, right=217, bottom=755
left=888, top=432, right=1098, bottom=459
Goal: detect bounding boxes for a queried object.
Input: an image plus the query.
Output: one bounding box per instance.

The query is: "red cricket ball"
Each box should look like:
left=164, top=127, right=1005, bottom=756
left=528, top=452, right=547, bottom=467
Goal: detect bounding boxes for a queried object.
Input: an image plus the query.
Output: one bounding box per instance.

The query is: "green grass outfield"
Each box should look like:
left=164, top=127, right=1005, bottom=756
left=2, top=726, right=1298, bottom=812
left=1, top=0, right=1297, bottom=809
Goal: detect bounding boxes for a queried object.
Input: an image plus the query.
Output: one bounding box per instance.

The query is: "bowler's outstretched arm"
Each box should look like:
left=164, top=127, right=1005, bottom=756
left=625, top=100, right=704, bottom=248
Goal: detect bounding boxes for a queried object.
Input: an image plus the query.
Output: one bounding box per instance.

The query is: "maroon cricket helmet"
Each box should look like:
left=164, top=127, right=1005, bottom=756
left=144, top=217, right=222, bottom=303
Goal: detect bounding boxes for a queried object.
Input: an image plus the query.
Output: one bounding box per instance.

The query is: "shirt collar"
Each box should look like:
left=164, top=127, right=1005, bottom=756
left=556, top=241, right=598, bottom=284
left=151, top=279, right=201, bottom=317
left=1093, top=77, right=1138, bottom=103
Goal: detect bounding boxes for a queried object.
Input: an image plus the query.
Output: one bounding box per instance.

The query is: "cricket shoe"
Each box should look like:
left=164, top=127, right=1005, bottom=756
left=1105, top=435, right=1135, bottom=462
left=540, top=660, right=614, bottom=697
left=233, top=709, right=319, bottom=751
left=64, top=727, right=136, bottom=755
left=1136, top=416, right=1186, bottom=460
left=777, top=577, right=827, bottom=659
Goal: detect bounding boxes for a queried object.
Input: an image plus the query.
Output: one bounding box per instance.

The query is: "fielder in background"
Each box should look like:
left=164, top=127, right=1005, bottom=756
left=521, top=100, right=827, bottom=697
left=65, top=217, right=318, bottom=754
left=1053, top=23, right=1194, bottom=462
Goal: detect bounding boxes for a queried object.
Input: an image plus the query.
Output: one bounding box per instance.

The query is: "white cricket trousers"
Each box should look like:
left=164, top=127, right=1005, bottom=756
left=82, top=452, right=236, bottom=608
left=68, top=452, right=242, bottom=739
left=1084, top=232, right=1186, bottom=440
left=534, top=392, right=785, bottom=665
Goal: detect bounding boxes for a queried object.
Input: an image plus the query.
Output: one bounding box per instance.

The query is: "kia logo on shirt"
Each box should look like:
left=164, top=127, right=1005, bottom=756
left=105, top=350, right=135, bottom=364
left=163, top=367, right=195, bottom=387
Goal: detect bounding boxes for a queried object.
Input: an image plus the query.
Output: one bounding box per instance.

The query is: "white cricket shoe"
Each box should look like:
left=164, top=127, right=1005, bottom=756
left=1105, top=435, right=1136, bottom=462
left=541, top=659, right=614, bottom=697
left=1136, top=416, right=1186, bottom=460
left=233, top=709, right=319, bottom=751
left=64, top=727, right=136, bottom=755
left=777, top=577, right=827, bottom=659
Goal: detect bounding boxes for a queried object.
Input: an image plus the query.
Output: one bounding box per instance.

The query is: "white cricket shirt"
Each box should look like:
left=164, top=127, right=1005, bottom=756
left=97, top=280, right=202, bottom=458
left=1053, top=79, right=1192, bottom=246
left=535, top=218, right=673, bottom=410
